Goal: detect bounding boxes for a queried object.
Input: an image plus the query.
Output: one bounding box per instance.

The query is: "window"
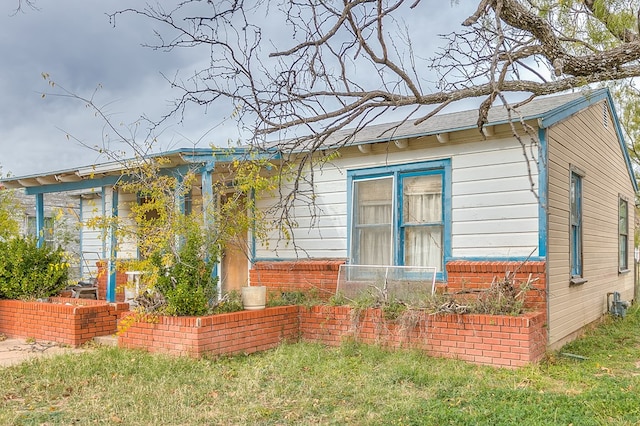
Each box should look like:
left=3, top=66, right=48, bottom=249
left=26, top=216, right=55, bottom=246
left=348, top=160, right=450, bottom=276
left=401, top=174, right=443, bottom=268
left=352, top=177, right=393, bottom=265
left=569, top=171, right=582, bottom=278
left=619, top=197, right=629, bottom=271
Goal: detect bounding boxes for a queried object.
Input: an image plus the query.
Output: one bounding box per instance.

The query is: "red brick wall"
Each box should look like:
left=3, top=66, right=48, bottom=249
left=298, top=306, right=547, bottom=368
left=0, top=298, right=128, bottom=347
left=249, top=260, right=345, bottom=300
left=249, top=260, right=546, bottom=311
left=0, top=297, right=547, bottom=366
left=118, top=304, right=546, bottom=367
left=118, top=306, right=300, bottom=357
left=446, top=260, right=547, bottom=311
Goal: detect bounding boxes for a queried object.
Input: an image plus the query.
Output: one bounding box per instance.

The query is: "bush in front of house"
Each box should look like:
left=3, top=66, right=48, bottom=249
left=0, top=237, right=69, bottom=299
left=150, top=227, right=217, bottom=316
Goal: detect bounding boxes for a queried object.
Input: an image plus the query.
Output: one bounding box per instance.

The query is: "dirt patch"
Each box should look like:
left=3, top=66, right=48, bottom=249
left=0, top=338, right=88, bottom=367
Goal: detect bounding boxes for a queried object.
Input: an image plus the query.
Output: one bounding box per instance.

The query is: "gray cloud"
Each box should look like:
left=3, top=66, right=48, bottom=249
left=0, top=0, right=215, bottom=177
left=0, top=1, right=472, bottom=178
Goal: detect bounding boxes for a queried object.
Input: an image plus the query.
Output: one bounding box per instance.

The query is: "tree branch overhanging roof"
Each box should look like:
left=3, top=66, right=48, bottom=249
left=1, top=88, right=637, bottom=193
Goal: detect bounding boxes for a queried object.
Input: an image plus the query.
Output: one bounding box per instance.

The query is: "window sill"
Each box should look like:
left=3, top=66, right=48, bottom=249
left=569, top=277, right=588, bottom=286
left=618, top=268, right=631, bottom=275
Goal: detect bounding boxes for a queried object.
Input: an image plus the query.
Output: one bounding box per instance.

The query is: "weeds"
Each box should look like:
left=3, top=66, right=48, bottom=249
left=470, top=273, right=539, bottom=315
left=267, top=289, right=323, bottom=308
left=211, top=290, right=243, bottom=314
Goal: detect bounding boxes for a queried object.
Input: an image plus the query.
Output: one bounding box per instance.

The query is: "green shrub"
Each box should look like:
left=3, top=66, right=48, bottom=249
left=0, top=237, right=69, bottom=300
left=161, top=283, right=212, bottom=316
left=151, top=228, right=217, bottom=316
left=0, top=187, right=21, bottom=241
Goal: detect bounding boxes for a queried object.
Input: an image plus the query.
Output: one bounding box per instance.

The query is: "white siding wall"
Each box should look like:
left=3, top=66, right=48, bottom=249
left=255, top=128, right=540, bottom=260
left=117, top=191, right=138, bottom=260
left=452, top=138, right=540, bottom=257
left=80, top=193, right=104, bottom=279
left=80, top=186, right=138, bottom=275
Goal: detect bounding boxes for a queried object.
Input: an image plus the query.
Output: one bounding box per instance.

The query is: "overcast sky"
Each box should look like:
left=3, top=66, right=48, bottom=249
left=0, top=1, right=471, bottom=178
left=0, top=0, right=239, bottom=178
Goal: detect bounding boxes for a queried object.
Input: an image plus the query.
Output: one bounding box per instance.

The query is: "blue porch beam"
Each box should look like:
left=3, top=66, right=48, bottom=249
left=24, top=175, right=122, bottom=195
left=180, top=149, right=281, bottom=166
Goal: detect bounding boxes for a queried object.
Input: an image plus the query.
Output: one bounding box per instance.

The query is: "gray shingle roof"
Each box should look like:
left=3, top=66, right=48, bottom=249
left=274, top=89, right=597, bottom=149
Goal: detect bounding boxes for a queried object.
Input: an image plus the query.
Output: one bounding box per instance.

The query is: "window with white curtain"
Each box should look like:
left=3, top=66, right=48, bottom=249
left=401, top=175, right=443, bottom=268
left=348, top=161, right=448, bottom=273
left=352, top=177, right=393, bottom=265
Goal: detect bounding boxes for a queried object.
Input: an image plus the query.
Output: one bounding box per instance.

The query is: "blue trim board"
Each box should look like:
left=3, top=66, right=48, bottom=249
left=604, top=91, right=639, bottom=193
left=346, top=159, right=451, bottom=281
left=252, top=256, right=545, bottom=263
left=180, top=149, right=280, bottom=165
left=537, top=88, right=608, bottom=128
left=538, top=128, right=548, bottom=259
left=24, top=175, right=123, bottom=195
left=447, top=256, right=546, bottom=262
left=539, top=88, right=637, bottom=193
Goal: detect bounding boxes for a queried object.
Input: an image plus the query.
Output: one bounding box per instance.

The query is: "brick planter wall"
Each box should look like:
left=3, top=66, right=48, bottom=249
left=118, top=304, right=546, bottom=367
left=446, top=261, right=547, bottom=311
left=0, top=298, right=128, bottom=347
left=249, top=260, right=345, bottom=300
left=299, top=306, right=547, bottom=368
left=118, top=306, right=300, bottom=357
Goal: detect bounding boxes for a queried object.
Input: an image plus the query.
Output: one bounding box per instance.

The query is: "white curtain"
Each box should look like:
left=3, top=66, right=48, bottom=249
left=403, top=176, right=442, bottom=268
left=352, top=174, right=443, bottom=268
left=354, top=178, right=392, bottom=265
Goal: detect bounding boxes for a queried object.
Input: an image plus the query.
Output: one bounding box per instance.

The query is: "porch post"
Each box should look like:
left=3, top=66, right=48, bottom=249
left=106, top=188, right=119, bottom=303
left=201, top=164, right=220, bottom=299
left=176, top=173, right=186, bottom=215
left=201, top=164, right=213, bottom=225
left=34, top=193, right=44, bottom=247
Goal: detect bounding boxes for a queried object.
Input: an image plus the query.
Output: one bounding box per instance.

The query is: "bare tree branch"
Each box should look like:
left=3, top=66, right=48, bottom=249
left=104, top=1, right=640, bottom=148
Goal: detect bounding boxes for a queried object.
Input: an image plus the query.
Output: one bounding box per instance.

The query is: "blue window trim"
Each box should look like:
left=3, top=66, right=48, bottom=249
left=569, top=170, right=583, bottom=278
left=346, top=159, right=451, bottom=281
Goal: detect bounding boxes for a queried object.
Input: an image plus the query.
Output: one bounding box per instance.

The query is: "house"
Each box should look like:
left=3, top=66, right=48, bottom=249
left=1, top=88, right=637, bottom=349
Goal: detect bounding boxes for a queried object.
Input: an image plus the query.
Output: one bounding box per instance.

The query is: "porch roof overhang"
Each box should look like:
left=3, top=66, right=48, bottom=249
left=0, top=147, right=280, bottom=195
